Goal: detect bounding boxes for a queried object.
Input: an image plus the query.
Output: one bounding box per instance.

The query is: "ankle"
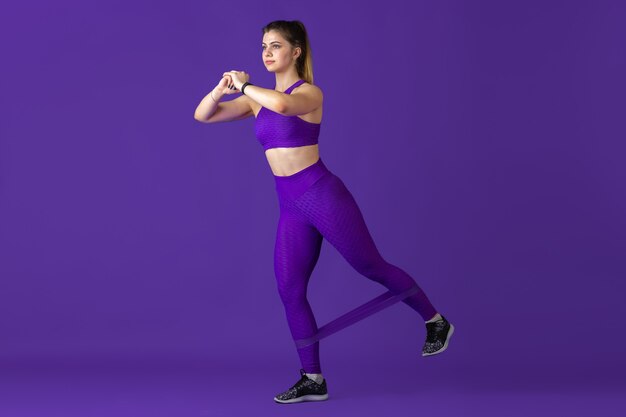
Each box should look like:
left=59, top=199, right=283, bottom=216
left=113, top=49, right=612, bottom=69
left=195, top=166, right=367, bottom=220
left=305, top=372, right=324, bottom=384
left=425, top=312, right=443, bottom=323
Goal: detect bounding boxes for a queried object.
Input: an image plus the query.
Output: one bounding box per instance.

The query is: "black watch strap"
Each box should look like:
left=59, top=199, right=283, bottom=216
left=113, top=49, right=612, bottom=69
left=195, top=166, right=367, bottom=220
left=241, top=82, right=253, bottom=95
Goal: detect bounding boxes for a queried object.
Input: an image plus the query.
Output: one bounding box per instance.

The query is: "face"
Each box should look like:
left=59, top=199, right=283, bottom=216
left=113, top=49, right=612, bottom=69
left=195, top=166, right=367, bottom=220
left=262, top=30, right=300, bottom=72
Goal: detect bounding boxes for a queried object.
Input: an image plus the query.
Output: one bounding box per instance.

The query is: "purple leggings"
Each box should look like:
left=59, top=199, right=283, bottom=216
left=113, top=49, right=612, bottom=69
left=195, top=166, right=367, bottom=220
left=273, top=157, right=438, bottom=374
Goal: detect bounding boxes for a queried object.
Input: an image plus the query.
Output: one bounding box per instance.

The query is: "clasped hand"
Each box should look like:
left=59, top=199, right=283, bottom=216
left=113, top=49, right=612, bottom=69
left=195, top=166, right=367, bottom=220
left=219, top=70, right=250, bottom=95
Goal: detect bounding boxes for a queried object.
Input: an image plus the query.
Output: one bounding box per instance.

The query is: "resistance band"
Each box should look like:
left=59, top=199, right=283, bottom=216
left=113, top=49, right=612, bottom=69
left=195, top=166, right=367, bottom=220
left=294, top=283, right=421, bottom=349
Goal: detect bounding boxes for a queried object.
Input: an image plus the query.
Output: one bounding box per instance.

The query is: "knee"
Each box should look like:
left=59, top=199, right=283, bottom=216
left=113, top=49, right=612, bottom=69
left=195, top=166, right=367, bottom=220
left=350, top=256, right=391, bottom=281
left=276, top=280, right=308, bottom=306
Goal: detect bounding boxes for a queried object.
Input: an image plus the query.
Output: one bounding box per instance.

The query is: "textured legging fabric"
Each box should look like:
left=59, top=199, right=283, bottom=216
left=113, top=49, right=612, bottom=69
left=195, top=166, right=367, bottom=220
left=273, top=157, right=438, bottom=374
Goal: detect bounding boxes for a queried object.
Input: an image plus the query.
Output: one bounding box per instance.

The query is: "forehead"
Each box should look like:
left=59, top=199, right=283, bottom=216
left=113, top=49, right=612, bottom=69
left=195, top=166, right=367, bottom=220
left=262, top=31, right=285, bottom=44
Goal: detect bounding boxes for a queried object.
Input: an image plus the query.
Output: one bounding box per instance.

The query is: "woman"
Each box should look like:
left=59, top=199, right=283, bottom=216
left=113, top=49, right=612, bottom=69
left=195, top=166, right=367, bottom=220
left=194, top=20, right=454, bottom=404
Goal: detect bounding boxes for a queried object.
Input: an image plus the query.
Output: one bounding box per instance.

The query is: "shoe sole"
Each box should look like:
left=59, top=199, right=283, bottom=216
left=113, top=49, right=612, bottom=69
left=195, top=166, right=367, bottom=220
left=422, top=322, right=455, bottom=357
left=274, top=393, right=329, bottom=404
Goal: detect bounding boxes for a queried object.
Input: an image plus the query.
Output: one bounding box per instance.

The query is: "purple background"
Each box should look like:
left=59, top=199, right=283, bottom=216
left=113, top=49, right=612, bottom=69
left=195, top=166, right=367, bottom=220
left=1, top=0, right=624, bottom=416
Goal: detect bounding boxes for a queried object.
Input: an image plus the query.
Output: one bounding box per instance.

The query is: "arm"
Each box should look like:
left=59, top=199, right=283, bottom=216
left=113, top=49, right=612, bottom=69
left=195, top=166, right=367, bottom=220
left=279, top=84, right=323, bottom=117
left=221, top=70, right=321, bottom=116
left=241, top=84, right=291, bottom=114
left=193, top=88, right=252, bottom=124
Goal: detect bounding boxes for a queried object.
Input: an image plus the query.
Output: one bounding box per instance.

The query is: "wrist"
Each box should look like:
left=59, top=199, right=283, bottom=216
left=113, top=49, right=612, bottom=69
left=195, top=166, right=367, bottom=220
left=211, top=88, right=223, bottom=101
left=241, top=82, right=253, bottom=95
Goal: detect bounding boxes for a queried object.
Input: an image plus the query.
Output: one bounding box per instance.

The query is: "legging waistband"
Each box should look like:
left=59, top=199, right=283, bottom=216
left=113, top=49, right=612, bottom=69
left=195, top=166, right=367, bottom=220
left=273, top=157, right=331, bottom=201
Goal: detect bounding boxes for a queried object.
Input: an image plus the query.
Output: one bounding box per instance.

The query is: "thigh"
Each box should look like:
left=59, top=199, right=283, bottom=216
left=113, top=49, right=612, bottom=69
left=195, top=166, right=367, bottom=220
left=274, top=205, right=324, bottom=296
left=293, top=174, right=384, bottom=273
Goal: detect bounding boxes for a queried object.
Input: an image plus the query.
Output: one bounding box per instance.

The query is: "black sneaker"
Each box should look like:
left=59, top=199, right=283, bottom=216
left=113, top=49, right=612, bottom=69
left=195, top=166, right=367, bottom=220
left=273, top=369, right=329, bottom=404
left=422, top=314, right=455, bottom=356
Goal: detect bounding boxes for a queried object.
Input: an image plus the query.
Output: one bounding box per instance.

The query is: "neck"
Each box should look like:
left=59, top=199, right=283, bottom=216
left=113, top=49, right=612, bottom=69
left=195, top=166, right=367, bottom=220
left=275, top=73, right=301, bottom=92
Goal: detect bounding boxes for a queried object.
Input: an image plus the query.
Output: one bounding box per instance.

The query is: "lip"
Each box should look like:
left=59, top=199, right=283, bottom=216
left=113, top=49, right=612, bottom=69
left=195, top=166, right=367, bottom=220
left=265, top=60, right=275, bottom=64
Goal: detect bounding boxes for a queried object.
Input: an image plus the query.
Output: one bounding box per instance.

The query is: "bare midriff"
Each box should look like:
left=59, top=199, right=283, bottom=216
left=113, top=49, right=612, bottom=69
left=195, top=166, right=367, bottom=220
left=264, top=144, right=320, bottom=176
left=252, top=99, right=322, bottom=177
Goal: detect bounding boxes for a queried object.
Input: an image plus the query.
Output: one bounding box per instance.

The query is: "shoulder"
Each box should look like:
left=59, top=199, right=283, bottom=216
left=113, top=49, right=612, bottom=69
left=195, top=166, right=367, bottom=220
left=293, top=82, right=323, bottom=98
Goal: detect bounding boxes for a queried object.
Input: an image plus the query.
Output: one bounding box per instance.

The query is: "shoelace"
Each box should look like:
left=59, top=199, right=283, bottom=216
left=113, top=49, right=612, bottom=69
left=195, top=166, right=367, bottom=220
left=293, top=369, right=312, bottom=388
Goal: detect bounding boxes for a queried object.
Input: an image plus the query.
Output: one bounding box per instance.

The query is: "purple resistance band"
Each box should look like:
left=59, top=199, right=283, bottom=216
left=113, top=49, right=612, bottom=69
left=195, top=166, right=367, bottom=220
left=294, top=283, right=421, bottom=349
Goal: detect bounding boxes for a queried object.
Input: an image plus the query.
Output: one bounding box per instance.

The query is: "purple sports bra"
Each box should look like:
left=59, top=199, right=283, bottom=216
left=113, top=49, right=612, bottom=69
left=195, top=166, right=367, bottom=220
left=254, top=79, right=321, bottom=151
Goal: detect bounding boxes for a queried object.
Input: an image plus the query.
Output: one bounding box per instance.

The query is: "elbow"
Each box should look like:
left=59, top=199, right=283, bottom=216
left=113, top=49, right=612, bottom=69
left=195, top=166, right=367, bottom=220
left=275, top=99, right=288, bottom=115
left=194, top=112, right=210, bottom=123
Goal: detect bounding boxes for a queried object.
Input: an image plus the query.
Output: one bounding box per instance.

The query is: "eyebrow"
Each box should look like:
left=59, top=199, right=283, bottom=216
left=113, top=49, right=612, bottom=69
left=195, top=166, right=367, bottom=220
left=262, top=41, right=281, bottom=45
